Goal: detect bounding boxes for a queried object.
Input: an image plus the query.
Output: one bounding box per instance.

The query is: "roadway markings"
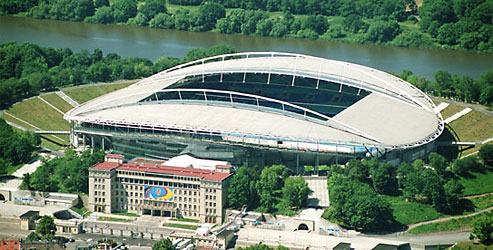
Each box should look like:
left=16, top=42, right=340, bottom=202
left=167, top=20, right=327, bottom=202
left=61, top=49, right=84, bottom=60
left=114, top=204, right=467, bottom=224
left=444, top=107, right=472, bottom=124
left=56, top=91, right=80, bottom=107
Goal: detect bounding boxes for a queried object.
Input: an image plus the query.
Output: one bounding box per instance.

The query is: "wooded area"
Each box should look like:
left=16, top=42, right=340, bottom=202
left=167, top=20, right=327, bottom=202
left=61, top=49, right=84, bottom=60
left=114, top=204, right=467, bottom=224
left=323, top=149, right=493, bottom=231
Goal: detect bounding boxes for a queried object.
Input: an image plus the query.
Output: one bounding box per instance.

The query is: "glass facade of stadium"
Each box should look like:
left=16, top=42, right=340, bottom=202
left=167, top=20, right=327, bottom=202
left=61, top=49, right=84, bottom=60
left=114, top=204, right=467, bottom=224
left=70, top=71, right=437, bottom=170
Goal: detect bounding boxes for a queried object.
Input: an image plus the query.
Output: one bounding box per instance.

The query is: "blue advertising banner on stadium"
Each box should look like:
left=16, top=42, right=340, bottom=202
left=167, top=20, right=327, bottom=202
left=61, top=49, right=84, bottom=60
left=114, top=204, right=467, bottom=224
left=144, top=186, right=174, bottom=200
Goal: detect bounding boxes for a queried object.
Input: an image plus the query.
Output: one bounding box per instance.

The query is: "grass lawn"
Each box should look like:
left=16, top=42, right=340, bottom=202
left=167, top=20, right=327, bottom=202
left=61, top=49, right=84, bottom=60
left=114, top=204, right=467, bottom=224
left=63, top=86, right=106, bottom=104
left=40, top=138, right=64, bottom=150
left=7, top=97, right=69, bottom=131
left=99, top=82, right=134, bottom=93
left=449, top=110, right=493, bottom=142
left=169, top=218, right=199, bottom=223
left=112, top=212, right=140, bottom=217
left=460, top=142, right=492, bottom=158
left=408, top=212, right=491, bottom=234
left=468, top=193, right=493, bottom=210
left=441, top=104, right=465, bottom=120
left=98, top=216, right=133, bottom=223
left=71, top=207, right=92, bottom=218
left=382, top=195, right=444, bottom=225
left=459, top=171, right=493, bottom=196
left=40, top=93, right=74, bottom=113
left=163, top=223, right=198, bottom=230
left=448, top=241, right=493, bottom=250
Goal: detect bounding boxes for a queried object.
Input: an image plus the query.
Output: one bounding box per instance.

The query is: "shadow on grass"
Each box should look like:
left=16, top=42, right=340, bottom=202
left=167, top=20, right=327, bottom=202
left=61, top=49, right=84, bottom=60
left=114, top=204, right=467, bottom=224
left=436, top=125, right=460, bottom=162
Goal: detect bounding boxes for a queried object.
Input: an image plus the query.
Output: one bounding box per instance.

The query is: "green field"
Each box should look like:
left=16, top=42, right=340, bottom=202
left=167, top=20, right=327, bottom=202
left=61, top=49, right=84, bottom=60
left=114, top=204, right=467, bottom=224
left=449, top=110, right=493, bottom=142
left=441, top=104, right=465, bottom=120
left=408, top=212, right=490, bottom=234
left=459, top=171, right=493, bottom=196
left=7, top=97, right=69, bottom=131
left=98, top=216, right=133, bottom=222
left=163, top=223, right=198, bottom=230
left=112, top=212, right=140, bottom=217
left=468, top=193, right=493, bottom=210
left=63, top=86, right=106, bottom=104
left=40, top=93, right=74, bottom=113
left=382, top=195, right=444, bottom=225
left=169, top=218, right=199, bottom=223
left=448, top=241, right=493, bottom=250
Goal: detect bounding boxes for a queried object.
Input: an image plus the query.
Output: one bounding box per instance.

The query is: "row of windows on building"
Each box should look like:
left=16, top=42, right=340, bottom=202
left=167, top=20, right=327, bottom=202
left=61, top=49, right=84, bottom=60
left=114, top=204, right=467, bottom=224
left=116, top=177, right=200, bottom=189
left=116, top=170, right=201, bottom=183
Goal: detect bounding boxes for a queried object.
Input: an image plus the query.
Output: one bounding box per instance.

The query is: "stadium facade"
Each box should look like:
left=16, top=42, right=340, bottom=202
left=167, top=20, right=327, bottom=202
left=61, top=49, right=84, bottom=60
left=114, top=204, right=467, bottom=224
left=64, top=52, right=444, bottom=169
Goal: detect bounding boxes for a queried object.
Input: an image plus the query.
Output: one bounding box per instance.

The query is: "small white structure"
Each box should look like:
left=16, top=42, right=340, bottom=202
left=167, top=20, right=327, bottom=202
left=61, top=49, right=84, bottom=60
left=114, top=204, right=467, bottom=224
left=164, top=154, right=230, bottom=172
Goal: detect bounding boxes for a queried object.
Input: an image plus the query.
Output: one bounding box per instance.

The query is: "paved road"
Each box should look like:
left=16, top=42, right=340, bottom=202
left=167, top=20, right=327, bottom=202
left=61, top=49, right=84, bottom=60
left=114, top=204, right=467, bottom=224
left=365, top=231, right=470, bottom=247
left=304, top=176, right=329, bottom=207
left=431, top=96, right=493, bottom=117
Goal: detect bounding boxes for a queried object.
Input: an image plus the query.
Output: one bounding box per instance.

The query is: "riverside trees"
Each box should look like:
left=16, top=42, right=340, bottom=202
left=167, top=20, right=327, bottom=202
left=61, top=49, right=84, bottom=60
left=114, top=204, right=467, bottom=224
left=2, top=0, right=490, bottom=52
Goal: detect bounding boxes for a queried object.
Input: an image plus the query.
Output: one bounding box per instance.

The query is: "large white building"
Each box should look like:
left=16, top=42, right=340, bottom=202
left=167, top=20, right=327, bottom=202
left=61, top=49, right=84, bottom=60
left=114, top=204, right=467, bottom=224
left=66, top=52, right=444, bottom=168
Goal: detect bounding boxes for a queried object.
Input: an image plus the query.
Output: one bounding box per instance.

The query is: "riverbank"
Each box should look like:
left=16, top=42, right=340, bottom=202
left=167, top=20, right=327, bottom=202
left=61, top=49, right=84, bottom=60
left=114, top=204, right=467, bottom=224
left=2, top=15, right=492, bottom=80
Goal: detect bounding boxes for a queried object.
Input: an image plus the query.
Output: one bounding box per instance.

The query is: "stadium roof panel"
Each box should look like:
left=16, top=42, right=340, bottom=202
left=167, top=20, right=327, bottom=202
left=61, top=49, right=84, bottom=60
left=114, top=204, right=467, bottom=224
left=65, top=52, right=443, bottom=151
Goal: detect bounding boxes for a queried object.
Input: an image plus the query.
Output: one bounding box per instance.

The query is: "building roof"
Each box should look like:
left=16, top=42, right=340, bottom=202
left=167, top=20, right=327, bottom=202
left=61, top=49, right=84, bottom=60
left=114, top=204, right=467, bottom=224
left=19, top=210, right=39, bottom=219
left=91, top=161, right=231, bottom=181
left=332, top=242, right=351, bottom=250
left=0, top=239, right=19, bottom=250
left=106, top=154, right=124, bottom=158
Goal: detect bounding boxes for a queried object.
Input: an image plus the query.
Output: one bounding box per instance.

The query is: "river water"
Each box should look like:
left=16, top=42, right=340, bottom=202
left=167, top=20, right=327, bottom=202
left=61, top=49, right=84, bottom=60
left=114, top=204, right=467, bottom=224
left=1, top=15, right=492, bottom=79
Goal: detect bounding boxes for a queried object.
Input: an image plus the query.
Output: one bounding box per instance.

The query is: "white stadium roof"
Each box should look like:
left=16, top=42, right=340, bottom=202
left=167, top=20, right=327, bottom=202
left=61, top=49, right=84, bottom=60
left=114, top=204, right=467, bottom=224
left=65, top=52, right=444, bottom=151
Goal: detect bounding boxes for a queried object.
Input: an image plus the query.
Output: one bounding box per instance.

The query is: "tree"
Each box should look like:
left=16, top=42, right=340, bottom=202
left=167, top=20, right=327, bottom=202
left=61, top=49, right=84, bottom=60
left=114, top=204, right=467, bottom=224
left=344, top=14, right=367, bottom=33
left=364, top=19, right=401, bottom=43
left=302, top=15, right=328, bottom=35
left=344, top=159, right=369, bottom=182
left=257, top=165, right=287, bottom=212
left=149, top=13, right=175, bottom=29
left=228, top=166, right=260, bottom=210
left=327, top=175, right=394, bottom=231
left=479, top=144, right=493, bottom=167
left=269, top=21, right=288, bottom=37
left=371, top=162, right=398, bottom=195
left=138, top=0, right=167, bottom=21
left=26, top=232, right=41, bottom=242
left=36, top=215, right=56, bottom=237
left=112, top=0, right=137, bottom=22
left=428, top=152, right=448, bottom=175
left=470, top=213, right=493, bottom=244
left=282, top=176, right=309, bottom=209
left=152, top=238, right=175, bottom=250
left=88, top=62, right=111, bottom=82
left=173, top=8, right=191, bottom=30
left=85, top=6, right=114, bottom=24
left=256, top=18, right=273, bottom=36
left=196, top=2, right=226, bottom=31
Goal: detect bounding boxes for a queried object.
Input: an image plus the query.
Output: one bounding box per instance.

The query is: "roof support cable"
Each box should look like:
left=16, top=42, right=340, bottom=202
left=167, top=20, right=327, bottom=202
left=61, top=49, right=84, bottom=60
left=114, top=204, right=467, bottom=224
left=292, top=56, right=299, bottom=86
left=316, top=58, right=323, bottom=89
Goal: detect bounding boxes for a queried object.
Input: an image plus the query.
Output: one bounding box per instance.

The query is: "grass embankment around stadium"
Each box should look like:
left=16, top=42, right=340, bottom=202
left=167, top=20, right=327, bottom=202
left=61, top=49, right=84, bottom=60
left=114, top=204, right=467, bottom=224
left=63, top=82, right=133, bottom=104
left=2, top=82, right=134, bottom=149
left=40, top=93, right=75, bottom=113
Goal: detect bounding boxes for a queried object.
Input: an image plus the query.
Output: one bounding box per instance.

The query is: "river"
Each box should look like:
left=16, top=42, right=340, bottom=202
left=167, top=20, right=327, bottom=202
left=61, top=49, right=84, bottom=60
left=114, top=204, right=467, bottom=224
left=1, top=15, right=492, bottom=79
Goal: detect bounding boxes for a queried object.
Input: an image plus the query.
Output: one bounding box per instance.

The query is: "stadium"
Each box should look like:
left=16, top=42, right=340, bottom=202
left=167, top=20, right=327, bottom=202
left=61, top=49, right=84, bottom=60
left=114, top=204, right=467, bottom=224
left=64, top=52, right=444, bottom=169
